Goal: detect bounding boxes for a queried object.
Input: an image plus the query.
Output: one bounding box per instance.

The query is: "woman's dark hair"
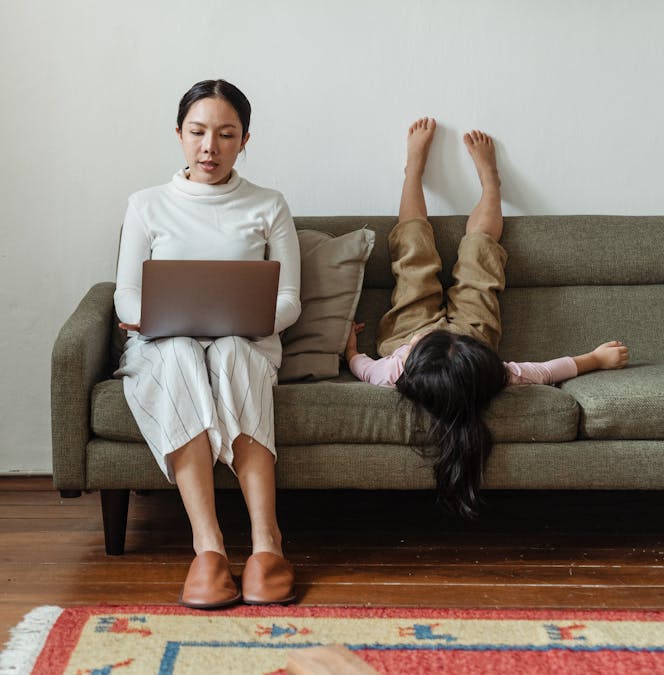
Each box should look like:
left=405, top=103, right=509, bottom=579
left=395, top=330, right=507, bottom=519
left=177, top=79, right=251, bottom=137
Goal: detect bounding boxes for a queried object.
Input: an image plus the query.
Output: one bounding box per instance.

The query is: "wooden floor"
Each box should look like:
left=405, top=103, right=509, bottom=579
left=2, top=477, right=663, bottom=644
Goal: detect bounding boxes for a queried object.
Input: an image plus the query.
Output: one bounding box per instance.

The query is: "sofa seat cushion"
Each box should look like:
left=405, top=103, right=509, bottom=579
left=278, top=380, right=579, bottom=445
left=92, top=377, right=579, bottom=447
left=486, top=385, right=579, bottom=443
left=561, top=364, right=664, bottom=440
left=91, top=377, right=421, bottom=446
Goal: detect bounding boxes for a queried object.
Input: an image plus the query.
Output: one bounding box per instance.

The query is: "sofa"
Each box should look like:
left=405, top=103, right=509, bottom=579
left=51, top=216, right=664, bottom=554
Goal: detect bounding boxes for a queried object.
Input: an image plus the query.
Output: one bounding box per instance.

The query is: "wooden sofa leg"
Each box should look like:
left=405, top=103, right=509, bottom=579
left=100, top=489, right=130, bottom=556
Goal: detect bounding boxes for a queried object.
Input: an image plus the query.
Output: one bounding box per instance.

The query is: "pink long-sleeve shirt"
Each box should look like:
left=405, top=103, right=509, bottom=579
left=349, top=344, right=578, bottom=388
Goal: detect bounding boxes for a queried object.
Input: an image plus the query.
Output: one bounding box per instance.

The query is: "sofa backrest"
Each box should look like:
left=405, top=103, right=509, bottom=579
left=293, top=216, right=664, bottom=365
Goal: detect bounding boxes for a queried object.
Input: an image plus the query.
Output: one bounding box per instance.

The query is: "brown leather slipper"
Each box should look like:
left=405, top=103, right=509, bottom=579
left=242, top=551, right=296, bottom=605
left=179, top=551, right=242, bottom=609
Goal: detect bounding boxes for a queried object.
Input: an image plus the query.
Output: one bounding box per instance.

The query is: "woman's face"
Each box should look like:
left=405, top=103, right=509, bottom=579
left=177, top=97, right=249, bottom=185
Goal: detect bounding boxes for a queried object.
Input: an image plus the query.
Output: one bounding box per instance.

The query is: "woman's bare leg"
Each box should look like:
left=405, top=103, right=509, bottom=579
left=232, top=434, right=283, bottom=556
left=170, top=431, right=226, bottom=556
left=173, top=432, right=242, bottom=609
left=398, top=118, right=436, bottom=222
left=463, top=130, right=503, bottom=241
left=234, top=436, right=295, bottom=604
left=171, top=431, right=284, bottom=557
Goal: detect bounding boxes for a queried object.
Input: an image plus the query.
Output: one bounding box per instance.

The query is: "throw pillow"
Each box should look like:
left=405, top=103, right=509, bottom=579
left=278, top=227, right=375, bottom=382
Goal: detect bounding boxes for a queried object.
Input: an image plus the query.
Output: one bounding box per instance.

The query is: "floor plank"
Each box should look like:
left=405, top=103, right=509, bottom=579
left=1, top=479, right=663, bottom=647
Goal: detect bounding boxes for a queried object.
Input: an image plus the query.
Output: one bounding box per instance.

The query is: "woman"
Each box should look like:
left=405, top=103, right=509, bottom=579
left=114, top=79, right=301, bottom=608
left=346, top=118, right=629, bottom=519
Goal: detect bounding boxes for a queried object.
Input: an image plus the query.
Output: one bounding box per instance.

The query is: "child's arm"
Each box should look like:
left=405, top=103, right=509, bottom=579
left=344, top=321, right=365, bottom=364
left=572, top=340, right=629, bottom=374
left=344, top=321, right=406, bottom=387
left=507, top=341, right=629, bottom=386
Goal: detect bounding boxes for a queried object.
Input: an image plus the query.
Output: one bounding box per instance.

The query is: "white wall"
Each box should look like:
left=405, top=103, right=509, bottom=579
left=2, top=0, right=663, bottom=473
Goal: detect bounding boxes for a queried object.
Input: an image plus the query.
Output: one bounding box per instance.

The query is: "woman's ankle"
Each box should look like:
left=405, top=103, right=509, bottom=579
left=251, top=528, right=284, bottom=557
left=193, top=534, right=227, bottom=558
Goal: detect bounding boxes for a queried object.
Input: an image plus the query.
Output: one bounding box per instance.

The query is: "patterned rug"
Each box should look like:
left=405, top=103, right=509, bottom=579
left=2, top=605, right=663, bottom=674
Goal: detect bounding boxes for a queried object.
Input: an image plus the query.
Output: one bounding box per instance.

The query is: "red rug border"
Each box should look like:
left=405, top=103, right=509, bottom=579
left=33, top=605, right=664, bottom=675
left=41, top=603, right=664, bottom=621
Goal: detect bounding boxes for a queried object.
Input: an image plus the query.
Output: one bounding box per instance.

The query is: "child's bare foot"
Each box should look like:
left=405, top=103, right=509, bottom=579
left=463, top=130, right=503, bottom=240
left=406, top=118, right=436, bottom=177
left=463, top=130, right=500, bottom=191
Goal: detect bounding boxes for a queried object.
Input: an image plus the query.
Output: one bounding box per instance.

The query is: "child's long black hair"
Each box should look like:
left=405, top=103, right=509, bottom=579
left=395, top=330, right=508, bottom=519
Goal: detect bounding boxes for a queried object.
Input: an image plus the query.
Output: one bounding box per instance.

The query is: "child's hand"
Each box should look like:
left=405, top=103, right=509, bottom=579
left=592, top=341, right=629, bottom=370
left=345, top=321, right=365, bottom=359
left=346, top=321, right=365, bottom=350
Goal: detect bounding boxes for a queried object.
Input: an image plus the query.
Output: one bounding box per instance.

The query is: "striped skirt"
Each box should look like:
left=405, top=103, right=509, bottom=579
left=115, top=335, right=277, bottom=482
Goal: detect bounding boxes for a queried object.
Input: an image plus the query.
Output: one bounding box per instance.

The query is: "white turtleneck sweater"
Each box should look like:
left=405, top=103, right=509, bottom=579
left=114, top=169, right=301, bottom=366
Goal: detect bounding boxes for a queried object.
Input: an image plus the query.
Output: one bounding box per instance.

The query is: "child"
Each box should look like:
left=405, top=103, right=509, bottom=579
left=345, top=119, right=629, bottom=519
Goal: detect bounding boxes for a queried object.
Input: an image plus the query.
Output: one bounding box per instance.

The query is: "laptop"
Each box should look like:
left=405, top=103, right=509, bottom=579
left=139, top=260, right=280, bottom=339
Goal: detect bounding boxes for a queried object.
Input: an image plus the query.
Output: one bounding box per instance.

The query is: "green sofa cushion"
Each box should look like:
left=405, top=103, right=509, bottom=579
left=91, top=376, right=579, bottom=446
left=561, top=364, right=664, bottom=440
left=498, top=286, right=664, bottom=365
left=295, top=216, right=664, bottom=290
left=486, top=385, right=579, bottom=443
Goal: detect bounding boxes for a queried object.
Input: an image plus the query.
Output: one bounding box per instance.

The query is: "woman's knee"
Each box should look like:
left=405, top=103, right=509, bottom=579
left=159, top=336, right=203, bottom=360
left=142, top=337, right=205, bottom=379
left=206, top=335, right=251, bottom=370
left=167, top=336, right=203, bottom=352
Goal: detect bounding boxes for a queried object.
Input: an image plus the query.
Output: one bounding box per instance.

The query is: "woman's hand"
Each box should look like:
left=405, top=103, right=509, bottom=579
left=118, top=322, right=141, bottom=332
left=345, top=321, right=365, bottom=362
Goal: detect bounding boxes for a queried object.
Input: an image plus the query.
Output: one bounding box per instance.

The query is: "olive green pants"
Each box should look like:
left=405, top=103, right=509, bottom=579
left=376, top=218, right=508, bottom=357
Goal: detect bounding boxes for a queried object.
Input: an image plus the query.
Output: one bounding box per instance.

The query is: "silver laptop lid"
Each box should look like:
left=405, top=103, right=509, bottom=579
left=140, top=260, right=280, bottom=339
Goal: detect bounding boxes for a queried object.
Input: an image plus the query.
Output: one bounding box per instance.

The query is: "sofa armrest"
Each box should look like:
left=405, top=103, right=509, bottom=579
left=51, top=282, right=116, bottom=489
